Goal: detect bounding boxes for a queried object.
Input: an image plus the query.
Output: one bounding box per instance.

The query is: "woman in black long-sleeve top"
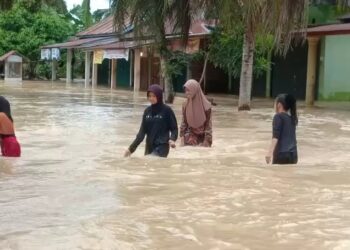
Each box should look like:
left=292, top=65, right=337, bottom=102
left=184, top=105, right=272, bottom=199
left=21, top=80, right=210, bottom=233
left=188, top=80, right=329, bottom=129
left=124, top=84, right=178, bottom=158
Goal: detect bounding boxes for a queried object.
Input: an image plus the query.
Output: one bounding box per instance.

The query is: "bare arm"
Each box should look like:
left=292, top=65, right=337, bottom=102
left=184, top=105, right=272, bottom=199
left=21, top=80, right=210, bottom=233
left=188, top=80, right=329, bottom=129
left=266, top=138, right=278, bottom=164
left=125, top=112, right=146, bottom=156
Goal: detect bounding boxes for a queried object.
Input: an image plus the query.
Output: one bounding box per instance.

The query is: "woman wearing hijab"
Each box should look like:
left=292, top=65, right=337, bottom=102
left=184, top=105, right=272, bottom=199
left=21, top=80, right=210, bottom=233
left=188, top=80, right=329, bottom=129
left=0, top=96, right=21, bottom=157
left=124, top=84, right=178, bottom=158
left=180, top=79, right=212, bottom=147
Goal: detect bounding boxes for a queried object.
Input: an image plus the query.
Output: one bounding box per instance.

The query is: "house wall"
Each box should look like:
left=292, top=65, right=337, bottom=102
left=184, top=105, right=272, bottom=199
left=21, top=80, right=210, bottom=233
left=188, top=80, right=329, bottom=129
left=116, top=59, right=131, bottom=88
left=319, top=35, right=350, bottom=100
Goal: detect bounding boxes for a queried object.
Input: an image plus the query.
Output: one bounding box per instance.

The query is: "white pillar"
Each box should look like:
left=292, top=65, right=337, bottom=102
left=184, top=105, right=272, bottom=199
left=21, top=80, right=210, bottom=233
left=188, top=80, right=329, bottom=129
left=20, top=62, right=23, bottom=81
left=306, top=37, right=320, bottom=106
left=4, top=61, right=8, bottom=80
left=111, top=59, right=117, bottom=89
left=133, top=49, right=141, bottom=92
left=52, top=59, right=57, bottom=81
left=129, top=51, right=133, bottom=88
left=66, top=49, right=73, bottom=84
left=84, top=51, right=91, bottom=87
left=92, top=63, right=98, bottom=87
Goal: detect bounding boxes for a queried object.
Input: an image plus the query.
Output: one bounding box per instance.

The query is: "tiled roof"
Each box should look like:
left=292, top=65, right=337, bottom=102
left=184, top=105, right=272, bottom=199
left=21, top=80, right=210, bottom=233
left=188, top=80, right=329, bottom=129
left=77, top=16, right=213, bottom=37
left=41, top=37, right=105, bottom=49
left=0, top=50, right=25, bottom=61
left=307, top=23, right=350, bottom=36
left=42, top=17, right=214, bottom=50
left=87, top=40, right=154, bottom=50
left=77, top=16, right=115, bottom=37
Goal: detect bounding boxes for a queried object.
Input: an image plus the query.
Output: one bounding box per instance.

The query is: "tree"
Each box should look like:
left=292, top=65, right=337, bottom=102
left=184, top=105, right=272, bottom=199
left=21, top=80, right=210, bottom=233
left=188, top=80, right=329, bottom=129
left=82, top=0, right=93, bottom=28
left=67, top=1, right=107, bottom=31
left=208, top=27, right=274, bottom=92
left=0, top=3, right=73, bottom=79
left=202, top=0, right=308, bottom=110
left=1, top=0, right=67, bottom=13
left=92, top=9, right=110, bottom=23
left=112, top=0, right=192, bottom=103
left=0, top=0, right=15, bottom=11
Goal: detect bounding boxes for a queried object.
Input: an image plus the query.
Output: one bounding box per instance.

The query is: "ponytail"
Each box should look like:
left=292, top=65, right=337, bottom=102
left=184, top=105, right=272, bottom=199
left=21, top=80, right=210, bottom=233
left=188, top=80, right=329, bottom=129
left=286, top=94, right=298, bottom=126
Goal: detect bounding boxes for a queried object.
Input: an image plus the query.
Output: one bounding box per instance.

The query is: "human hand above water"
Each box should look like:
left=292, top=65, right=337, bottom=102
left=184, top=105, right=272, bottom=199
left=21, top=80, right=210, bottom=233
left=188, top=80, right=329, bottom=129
left=124, top=149, right=131, bottom=157
left=169, top=140, right=176, bottom=148
left=265, top=153, right=272, bottom=164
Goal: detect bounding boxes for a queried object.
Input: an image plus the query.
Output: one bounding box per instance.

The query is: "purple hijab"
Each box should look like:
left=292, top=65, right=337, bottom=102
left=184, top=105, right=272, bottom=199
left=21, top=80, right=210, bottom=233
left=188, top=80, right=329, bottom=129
left=147, top=84, right=164, bottom=115
left=147, top=84, right=163, bottom=104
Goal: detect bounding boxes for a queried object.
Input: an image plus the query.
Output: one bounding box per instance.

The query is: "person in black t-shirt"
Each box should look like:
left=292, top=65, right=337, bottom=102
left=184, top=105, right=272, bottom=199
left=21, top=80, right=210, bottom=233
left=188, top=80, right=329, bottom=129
left=266, top=94, right=298, bottom=165
left=124, top=84, right=178, bottom=158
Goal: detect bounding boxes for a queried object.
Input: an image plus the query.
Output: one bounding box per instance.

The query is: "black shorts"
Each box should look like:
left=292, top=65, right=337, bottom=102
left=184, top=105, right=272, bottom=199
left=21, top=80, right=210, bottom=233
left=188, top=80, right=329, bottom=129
left=273, top=152, right=298, bottom=165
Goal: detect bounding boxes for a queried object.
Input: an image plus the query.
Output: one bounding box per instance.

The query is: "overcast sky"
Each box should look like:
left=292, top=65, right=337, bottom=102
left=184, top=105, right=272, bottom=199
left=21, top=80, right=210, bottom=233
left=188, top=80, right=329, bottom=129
left=65, top=0, right=110, bottom=11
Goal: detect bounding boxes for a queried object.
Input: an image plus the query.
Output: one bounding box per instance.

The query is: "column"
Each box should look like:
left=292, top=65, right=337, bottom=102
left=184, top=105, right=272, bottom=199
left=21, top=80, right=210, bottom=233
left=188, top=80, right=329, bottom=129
left=129, top=50, right=134, bottom=88
left=66, top=48, right=73, bottom=84
left=111, top=59, right=117, bottom=89
left=92, top=62, right=98, bottom=87
left=305, top=36, right=320, bottom=106
left=84, top=51, right=91, bottom=88
left=52, top=59, right=57, bottom=81
left=133, top=49, right=141, bottom=92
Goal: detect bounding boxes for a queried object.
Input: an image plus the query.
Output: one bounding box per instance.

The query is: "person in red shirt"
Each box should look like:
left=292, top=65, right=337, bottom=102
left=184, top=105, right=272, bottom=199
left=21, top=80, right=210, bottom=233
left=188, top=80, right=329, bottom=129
left=0, top=96, right=21, bottom=157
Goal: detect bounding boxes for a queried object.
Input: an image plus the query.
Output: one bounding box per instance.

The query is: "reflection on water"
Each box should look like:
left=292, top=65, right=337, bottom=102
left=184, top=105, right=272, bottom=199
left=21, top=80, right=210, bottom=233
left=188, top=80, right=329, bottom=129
left=1, top=81, right=350, bottom=249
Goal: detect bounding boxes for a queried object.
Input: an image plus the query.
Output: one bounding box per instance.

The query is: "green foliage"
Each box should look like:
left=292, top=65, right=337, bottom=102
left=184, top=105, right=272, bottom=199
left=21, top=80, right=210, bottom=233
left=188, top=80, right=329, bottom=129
left=3, top=0, right=68, bottom=14
left=165, top=51, right=191, bottom=77
left=164, top=49, right=205, bottom=78
left=0, top=4, right=73, bottom=79
left=0, top=0, right=15, bottom=11
left=93, top=9, right=110, bottom=23
left=82, top=0, right=93, bottom=28
left=208, top=27, right=273, bottom=78
left=67, top=2, right=108, bottom=32
left=66, top=4, right=85, bottom=31
left=309, top=4, right=350, bottom=24
left=35, top=62, right=51, bottom=79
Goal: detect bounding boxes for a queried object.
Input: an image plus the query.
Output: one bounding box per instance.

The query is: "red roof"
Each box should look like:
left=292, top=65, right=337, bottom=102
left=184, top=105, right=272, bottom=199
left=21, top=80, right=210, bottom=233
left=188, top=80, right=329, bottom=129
left=0, top=50, right=25, bottom=61
left=88, top=40, right=153, bottom=50
left=77, top=16, right=213, bottom=37
left=42, top=17, right=214, bottom=50
left=41, top=37, right=105, bottom=49
left=77, top=16, right=115, bottom=37
left=307, top=23, right=350, bottom=36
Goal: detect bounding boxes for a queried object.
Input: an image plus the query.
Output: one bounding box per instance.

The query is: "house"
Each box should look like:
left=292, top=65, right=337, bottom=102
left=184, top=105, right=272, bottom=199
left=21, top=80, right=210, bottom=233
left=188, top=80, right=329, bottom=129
left=271, top=13, right=350, bottom=105
left=0, top=50, right=25, bottom=84
left=41, top=16, right=231, bottom=95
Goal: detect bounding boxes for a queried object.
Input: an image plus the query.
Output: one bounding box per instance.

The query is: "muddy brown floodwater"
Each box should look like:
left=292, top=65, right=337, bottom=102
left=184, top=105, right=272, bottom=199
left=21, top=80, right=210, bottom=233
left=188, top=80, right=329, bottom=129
left=1, top=81, right=350, bottom=250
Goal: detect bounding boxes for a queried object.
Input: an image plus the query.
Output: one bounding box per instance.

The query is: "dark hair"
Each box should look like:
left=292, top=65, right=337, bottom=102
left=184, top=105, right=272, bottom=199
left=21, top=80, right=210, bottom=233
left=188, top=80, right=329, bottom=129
left=0, top=96, right=13, bottom=122
left=276, top=94, right=298, bottom=125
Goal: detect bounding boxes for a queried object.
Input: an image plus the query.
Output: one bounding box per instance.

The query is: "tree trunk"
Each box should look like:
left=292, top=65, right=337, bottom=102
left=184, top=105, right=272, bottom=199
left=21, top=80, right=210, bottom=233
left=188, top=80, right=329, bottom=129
left=228, top=70, right=232, bottom=93
left=199, top=52, right=209, bottom=85
left=160, top=55, right=174, bottom=104
left=238, top=26, right=255, bottom=111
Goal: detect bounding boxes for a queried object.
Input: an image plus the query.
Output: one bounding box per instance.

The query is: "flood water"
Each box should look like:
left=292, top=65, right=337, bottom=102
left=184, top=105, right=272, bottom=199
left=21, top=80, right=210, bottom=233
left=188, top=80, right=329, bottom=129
left=1, top=81, right=350, bottom=250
